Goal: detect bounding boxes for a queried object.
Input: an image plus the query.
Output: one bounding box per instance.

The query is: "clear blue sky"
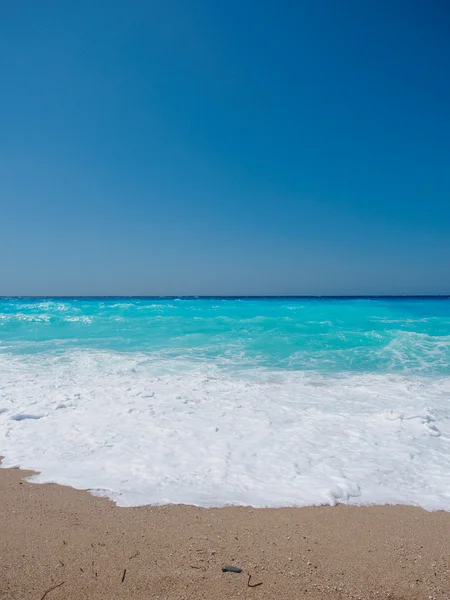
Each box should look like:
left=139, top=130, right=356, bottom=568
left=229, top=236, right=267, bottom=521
left=1, top=1, right=449, bottom=295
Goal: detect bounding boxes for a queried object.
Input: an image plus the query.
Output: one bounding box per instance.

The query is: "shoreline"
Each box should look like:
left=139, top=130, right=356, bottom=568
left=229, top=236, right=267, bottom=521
left=1, top=464, right=449, bottom=599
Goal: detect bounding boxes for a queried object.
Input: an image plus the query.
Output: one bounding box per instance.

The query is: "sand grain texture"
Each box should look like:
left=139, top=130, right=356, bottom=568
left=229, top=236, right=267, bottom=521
left=1, top=466, right=449, bottom=599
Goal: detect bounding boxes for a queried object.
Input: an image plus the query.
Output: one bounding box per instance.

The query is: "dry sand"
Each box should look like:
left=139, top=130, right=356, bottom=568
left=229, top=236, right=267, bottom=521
left=1, top=465, right=449, bottom=600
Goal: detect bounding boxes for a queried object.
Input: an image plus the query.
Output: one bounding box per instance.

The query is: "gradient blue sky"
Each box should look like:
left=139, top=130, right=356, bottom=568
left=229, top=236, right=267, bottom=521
left=1, top=1, right=449, bottom=295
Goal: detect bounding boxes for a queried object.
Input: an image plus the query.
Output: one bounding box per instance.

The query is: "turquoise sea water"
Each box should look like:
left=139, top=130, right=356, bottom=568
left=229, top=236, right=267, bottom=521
left=1, top=297, right=450, bottom=509
left=1, top=297, right=450, bottom=374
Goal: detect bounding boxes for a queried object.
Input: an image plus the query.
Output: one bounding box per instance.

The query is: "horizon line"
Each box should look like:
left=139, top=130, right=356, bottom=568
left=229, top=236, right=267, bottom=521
left=1, top=295, right=450, bottom=300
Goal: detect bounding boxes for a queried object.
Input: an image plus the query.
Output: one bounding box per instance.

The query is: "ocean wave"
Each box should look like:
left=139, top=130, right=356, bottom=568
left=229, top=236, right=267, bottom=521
left=64, top=316, right=93, bottom=324
left=1, top=298, right=450, bottom=509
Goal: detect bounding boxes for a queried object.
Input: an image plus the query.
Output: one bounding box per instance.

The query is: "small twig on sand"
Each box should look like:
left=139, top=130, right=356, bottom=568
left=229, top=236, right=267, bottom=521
left=121, top=568, right=127, bottom=583
left=40, top=581, right=65, bottom=600
left=247, top=573, right=263, bottom=588
left=190, top=565, right=201, bottom=569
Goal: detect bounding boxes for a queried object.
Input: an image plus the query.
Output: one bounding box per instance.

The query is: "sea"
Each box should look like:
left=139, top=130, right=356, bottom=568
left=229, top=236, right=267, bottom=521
left=0, top=297, right=449, bottom=509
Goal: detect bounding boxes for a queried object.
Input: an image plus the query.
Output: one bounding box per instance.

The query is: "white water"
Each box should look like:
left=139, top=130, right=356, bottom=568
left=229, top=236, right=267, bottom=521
left=1, top=350, right=449, bottom=509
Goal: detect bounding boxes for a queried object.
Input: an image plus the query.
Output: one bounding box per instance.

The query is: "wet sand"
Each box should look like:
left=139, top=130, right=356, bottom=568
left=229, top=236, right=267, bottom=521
left=1, top=465, right=449, bottom=600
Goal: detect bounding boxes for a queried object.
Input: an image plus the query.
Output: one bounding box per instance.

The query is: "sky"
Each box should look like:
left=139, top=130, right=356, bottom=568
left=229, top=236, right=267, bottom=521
left=0, top=0, right=449, bottom=296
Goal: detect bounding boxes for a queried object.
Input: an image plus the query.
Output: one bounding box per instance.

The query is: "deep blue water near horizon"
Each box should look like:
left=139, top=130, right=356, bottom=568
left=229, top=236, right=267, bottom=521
left=3, top=295, right=450, bottom=299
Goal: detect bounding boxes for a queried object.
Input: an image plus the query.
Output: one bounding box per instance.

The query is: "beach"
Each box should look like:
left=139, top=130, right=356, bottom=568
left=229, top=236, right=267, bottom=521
left=3, top=0, right=449, bottom=594
left=2, top=465, right=449, bottom=600
left=2, top=298, right=450, bottom=598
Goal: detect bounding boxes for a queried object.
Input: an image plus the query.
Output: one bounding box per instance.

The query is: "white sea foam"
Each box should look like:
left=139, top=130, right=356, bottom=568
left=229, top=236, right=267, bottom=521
left=65, top=316, right=93, bottom=323
left=0, top=350, right=449, bottom=509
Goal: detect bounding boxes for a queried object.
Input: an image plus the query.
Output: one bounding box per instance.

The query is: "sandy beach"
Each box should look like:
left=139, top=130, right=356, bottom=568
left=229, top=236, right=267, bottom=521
left=1, top=465, right=449, bottom=600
